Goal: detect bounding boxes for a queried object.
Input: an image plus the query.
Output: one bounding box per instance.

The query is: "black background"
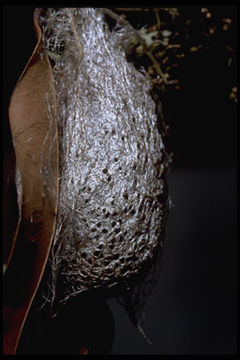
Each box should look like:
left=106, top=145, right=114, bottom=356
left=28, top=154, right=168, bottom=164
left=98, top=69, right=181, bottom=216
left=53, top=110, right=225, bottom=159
left=3, top=5, right=237, bottom=355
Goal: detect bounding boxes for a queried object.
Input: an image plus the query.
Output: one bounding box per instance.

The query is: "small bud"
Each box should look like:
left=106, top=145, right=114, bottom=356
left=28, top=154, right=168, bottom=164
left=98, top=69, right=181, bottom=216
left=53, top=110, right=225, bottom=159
left=209, top=26, right=215, bottom=35
left=176, top=53, right=185, bottom=58
left=169, top=79, right=179, bottom=85
left=162, top=30, right=172, bottom=37
left=148, top=67, right=155, bottom=75
left=162, top=57, right=169, bottom=64
left=222, top=17, right=232, bottom=24
left=190, top=46, right=198, bottom=52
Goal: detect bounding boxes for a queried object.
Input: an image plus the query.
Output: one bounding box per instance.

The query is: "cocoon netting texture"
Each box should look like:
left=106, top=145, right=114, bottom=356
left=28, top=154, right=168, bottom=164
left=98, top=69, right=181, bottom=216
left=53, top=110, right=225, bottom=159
left=41, top=8, right=169, bottom=306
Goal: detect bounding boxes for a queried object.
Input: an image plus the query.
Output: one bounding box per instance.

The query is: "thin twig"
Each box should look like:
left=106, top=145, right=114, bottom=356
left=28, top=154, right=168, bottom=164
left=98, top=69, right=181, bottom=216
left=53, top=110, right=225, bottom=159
left=103, top=8, right=145, bottom=47
left=103, top=8, right=168, bottom=84
left=67, top=9, right=83, bottom=60
left=146, top=50, right=168, bottom=84
left=154, top=8, right=161, bottom=30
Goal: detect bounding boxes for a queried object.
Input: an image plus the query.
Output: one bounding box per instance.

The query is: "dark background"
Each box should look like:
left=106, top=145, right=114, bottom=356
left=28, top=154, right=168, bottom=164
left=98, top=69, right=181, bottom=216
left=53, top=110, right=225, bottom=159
left=3, top=6, right=237, bottom=355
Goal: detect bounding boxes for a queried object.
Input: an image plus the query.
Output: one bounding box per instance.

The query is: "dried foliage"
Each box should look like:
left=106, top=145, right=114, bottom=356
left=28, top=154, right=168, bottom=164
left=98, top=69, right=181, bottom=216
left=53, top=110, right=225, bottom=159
left=111, top=7, right=237, bottom=102
left=3, top=11, right=58, bottom=354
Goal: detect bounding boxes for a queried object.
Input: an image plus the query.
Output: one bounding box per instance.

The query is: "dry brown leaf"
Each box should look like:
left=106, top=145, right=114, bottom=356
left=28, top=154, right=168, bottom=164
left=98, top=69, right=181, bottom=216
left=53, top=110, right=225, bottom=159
left=3, top=10, right=58, bottom=354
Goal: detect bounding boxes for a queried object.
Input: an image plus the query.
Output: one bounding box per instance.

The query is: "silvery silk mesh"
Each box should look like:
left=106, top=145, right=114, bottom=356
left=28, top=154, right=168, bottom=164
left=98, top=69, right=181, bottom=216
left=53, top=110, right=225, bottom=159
left=38, top=8, right=169, bottom=320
